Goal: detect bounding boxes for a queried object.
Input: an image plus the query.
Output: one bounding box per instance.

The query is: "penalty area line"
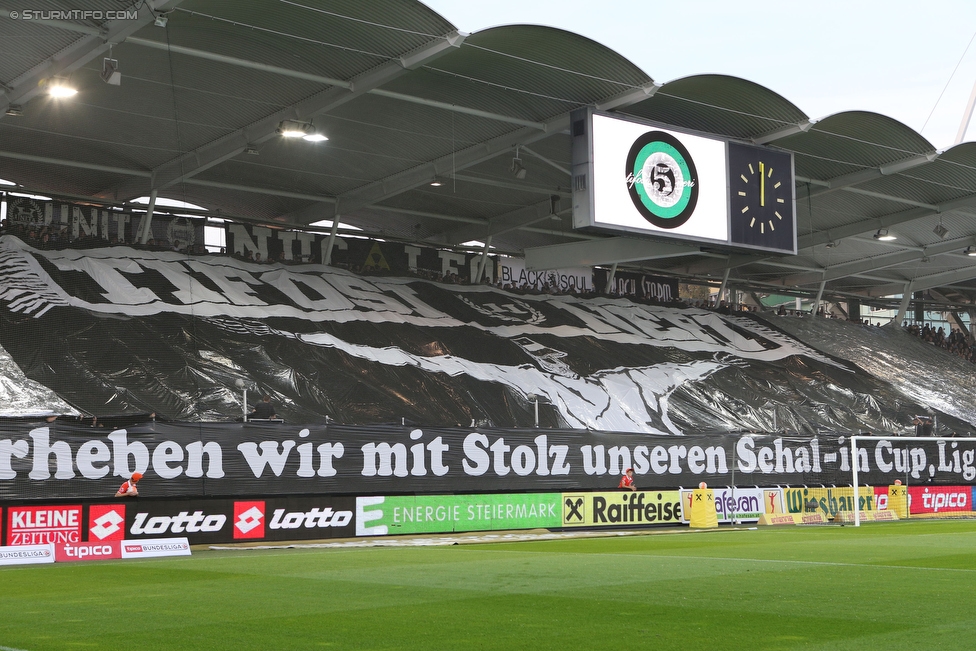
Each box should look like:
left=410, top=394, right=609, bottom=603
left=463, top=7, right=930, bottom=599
left=1, top=645, right=31, bottom=651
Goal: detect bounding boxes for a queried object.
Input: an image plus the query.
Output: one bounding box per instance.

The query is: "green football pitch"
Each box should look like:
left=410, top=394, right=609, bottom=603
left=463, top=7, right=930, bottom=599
left=3, top=521, right=976, bottom=650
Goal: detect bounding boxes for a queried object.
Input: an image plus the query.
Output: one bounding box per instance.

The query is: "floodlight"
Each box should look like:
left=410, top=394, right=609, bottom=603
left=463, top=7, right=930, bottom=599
left=48, top=79, right=77, bottom=98
left=101, top=58, right=121, bottom=85
left=873, top=228, right=896, bottom=241
left=511, top=157, right=527, bottom=180
left=277, top=120, right=310, bottom=138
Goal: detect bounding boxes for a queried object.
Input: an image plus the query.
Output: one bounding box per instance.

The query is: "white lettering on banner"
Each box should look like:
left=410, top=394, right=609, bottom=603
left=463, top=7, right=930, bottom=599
left=498, top=258, right=591, bottom=292
left=268, top=508, right=352, bottom=529
left=58, top=542, right=120, bottom=561
left=460, top=433, right=570, bottom=477
left=8, top=506, right=82, bottom=545
left=130, top=512, right=226, bottom=535
left=356, top=497, right=388, bottom=536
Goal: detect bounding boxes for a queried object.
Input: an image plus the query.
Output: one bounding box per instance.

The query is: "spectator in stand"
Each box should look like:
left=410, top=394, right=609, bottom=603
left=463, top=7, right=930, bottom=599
left=250, top=395, right=277, bottom=420
left=913, top=416, right=934, bottom=437
left=115, top=472, right=142, bottom=497
left=618, top=468, right=636, bottom=492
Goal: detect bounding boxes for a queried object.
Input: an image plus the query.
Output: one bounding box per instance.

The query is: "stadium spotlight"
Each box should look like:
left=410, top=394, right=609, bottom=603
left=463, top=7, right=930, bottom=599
left=101, top=57, right=121, bottom=86
left=933, top=223, right=949, bottom=239
left=302, top=129, right=328, bottom=143
left=277, top=120, right=311, bottom=138
left=965, top=246, right=976, bottom=257
left=154, top=14, right=168, bottom=27
left=5, top=104, right=23, bottom=116
left=511, top=146, right=527, bottom=180
left=47, top=78, right=77, bottom=98
left=277, top=120, right=328, bottom=142
left=873, top=228, right=896, bottom=241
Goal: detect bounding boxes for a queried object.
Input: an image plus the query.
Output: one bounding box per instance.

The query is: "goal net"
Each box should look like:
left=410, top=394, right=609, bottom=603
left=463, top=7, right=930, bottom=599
left=850, top=435, right=976, bottom=526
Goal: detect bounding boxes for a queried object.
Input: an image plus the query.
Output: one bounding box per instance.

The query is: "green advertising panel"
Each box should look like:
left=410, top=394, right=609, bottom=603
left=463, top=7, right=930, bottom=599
left=356, top=493, right=562, bottom=536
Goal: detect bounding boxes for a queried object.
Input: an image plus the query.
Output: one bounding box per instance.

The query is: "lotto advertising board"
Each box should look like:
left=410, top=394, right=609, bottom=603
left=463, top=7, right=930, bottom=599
left=355, top=493, right=562, bottom=536
left=561, top=491, right=683, bottom=528
left=83, top=496, right=355, bottom=545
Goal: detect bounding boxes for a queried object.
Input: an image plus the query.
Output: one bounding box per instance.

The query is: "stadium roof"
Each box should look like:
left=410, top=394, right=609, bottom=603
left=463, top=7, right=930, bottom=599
left=3, top=0, right=976, bottom=309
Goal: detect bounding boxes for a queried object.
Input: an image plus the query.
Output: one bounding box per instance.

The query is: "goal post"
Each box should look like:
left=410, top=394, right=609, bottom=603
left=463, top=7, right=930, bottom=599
left=850, top=435, right=976, bottom=527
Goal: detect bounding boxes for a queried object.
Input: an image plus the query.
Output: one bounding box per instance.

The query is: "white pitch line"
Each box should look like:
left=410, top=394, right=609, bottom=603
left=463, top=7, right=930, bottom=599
left=0, top=644, right=31, bottom=651
left=588, top=552, right=976, bottom=574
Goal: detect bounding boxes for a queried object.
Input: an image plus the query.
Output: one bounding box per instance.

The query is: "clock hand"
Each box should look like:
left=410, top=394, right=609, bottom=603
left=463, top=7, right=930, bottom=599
left=759, top=161, right=765, bottom=207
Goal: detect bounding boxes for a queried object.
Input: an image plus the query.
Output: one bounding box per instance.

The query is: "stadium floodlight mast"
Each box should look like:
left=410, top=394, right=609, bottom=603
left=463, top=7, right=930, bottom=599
left=850, top=434, right=970, bottom=527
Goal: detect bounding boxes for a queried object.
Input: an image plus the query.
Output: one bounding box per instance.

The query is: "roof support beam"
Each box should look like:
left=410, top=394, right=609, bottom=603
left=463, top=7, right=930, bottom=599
left=752, top=119, right=816, bottom=145
left=450, top=173, right=570, bottom=198
left=867, top=262, right=976, bottom=296
left=334, top=116, right=570, bottom=216
left=126, top=39, right=546, bottom=131
left=0, top=149, right=341, bottom=204
left=780, top=237, right=976, bottom=287
left=106, top=30, right=467, bottom=201
left=798, top=190, right=976, bottom=250
left=433, top=197, right=562, bottom=245
left=0, top=149, right=151, bottom=177
left=524, top=237, right=705, bottom=271
left=329, top=82, right=660, bottom=216
left=796, top=151, right=940, bottom=201
left=0, top=1, right=185, bottom=117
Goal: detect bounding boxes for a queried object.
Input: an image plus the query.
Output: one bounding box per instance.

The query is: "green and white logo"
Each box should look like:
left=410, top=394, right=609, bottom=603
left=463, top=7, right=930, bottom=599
left=625, top=131, right=699, bottom=229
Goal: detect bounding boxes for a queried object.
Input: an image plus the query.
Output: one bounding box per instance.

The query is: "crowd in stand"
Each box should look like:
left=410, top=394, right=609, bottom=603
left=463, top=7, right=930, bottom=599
left=0, top=219, right=208, bottom=254
left=904, top=322, right=976, bottom=364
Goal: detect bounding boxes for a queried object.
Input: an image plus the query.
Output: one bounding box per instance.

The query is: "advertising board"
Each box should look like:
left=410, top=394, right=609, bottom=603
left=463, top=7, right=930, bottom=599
left=561, top=491, right=682, bottom=527
left=112, top=496, right=354, bottom=545
left=355, top=493, right=561, bottom=536
left=121, top=537, right=191, bottom=559
left=0, top=543, right=55, bottom=565
left=783, top=487, right=876, bottom=518
left=55, top=540, right=121, bottom=562
left=679, top=487, right=764, bottom=523
left=6, top=505, right=82, bottom=545
left=909, top=486, right=971, bottom=515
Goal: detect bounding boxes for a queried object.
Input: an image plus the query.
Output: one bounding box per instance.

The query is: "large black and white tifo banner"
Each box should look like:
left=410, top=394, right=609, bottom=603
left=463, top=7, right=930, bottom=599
left=2, top=422, right=974, bottom=501
left=0, top=233, right=849, bottom=433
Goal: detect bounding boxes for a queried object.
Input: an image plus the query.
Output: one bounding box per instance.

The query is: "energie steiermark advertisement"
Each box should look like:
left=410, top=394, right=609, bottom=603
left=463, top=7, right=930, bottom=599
left=355, top=493, right=561, bottom=536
